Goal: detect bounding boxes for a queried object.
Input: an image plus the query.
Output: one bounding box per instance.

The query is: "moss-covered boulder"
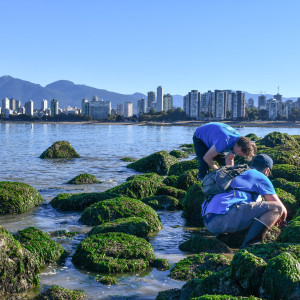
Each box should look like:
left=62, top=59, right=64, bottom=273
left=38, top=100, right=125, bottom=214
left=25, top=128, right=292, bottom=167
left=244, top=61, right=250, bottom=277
left=95, top=275, right=118, bottom=285
left=67, top=173, right=99, bottom=184
left=40, top=141, right=80, bottom=159
left=51, top=191, right=120, bottom=211
left=193, top=296, right=262, bottom=300
left=107, top=173, right=164, bottom=199
left=261, top=252, right=300, bottom=300
left=272, top=164, right=300, bottom=182
left=14, top=227, right=68, bottom=267
left=156, top=185, right=186, bottom=201
left=245, top=133, right=261, bottom=141
left=182, top=183, right=206, bottom=226
left=120, top=157, right=136, bottom=162
left=169, top=150, right=189, bottom=159
left=272, top=178, right=300, bottom=195
left=0, top=181, right=43, bottom=215
left=258, top=132, right=299, bottom=148
left=170, top=253, right=231, bottom=281
left=168, top=160, right=198, bottom=176
left=179, top=235, right=232, bottom=254
left=79, top=197, right=162, bottom=232
left=175, top=169, right=199, bottom=191
left=127, top=151, right=178, bottom=175
left=72, top=232, right=156, bottom=273
left=36, top=285, right=86, bottom=299
left=155, top=288, right=181, bottom=300
left=279, top=216, right=300, bottom=243
left=275, top=188, right=298, bottom=219
left=230, top=250, right=267, bottom=296
left=153, top=258, right=171, bottom=271
left=163, top=175, right=179, bottom=187
left=180, top=143, right=195, bottom=154
left=142, top=195, right=179, bottom=210
left=88, top=217, right=151, bottom=238
left=0, top=226, right=39, bottom=296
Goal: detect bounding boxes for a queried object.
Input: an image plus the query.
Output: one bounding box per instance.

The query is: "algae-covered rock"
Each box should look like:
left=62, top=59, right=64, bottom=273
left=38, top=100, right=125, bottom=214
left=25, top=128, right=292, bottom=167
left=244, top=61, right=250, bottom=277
left=67, top=173, right=99, bottom=184
left=142, top=195, right=179, bottom=210
left=0, top=226, right=40, bottom=297
left=168, top=159, right=198, bottom=176
left=163, top=175, right=179, bottom=187
left=40, top=141, right=80, bottom=159
left=51, top=191, right=120, bottom=211
left=88, top=217, right=151, bottom=238
left=72, top=232, right=156, bottom=273
left=156, top=185, right=186, bottom=201
left=245, top=133, right=261, bottom=141
left=182, top=183, right=206, bottom=226
left=14, top=227, right=68, bottom=267
left=272, top=164, right=300, bottom=181
left=36, top=285, right=86, bottom=299
left=175, top=169, right=199, bottom=191
left=179, top=143, right=195, bottom=154
left=127, top=151, right=178, bottom=175
left=95, top=275, right=118, bottom=285
left=107, top=173, right=164, bottom=199
left=120, top=157, right=137, bottom=162
left=193, top=296, right=262, bottom=300
left=0, top=181, right=43, bottom=215
left=259, top=132, right=299, bottom=148
left=275, top=188, right=298, bottom=219
left=79, top=197, right=162, bottom=232
left=153, top=258, right=171, bottom=271
left=261, top=252, right=300, bottom=300
left=179, top=235, right=232, bottom=254
left=169, top=150, right=189, bottom=159
left=230, top=250, right=267, bottom=296
left=272, top=178, right=300, bottom=195
left=155, top=288, right=181, bottom=300
left=170, top=253, right=231, bottom=281
left=279, top=216, right=300, bottom=243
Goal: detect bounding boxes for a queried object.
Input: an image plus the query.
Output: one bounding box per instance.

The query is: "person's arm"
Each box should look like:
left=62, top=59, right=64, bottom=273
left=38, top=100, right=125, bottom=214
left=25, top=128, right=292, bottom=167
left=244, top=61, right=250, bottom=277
left=225, top=152, right=235, bottom=166
left=264, top=194, right=287, bottom=221
left=203, top=145, right=219, bottom=170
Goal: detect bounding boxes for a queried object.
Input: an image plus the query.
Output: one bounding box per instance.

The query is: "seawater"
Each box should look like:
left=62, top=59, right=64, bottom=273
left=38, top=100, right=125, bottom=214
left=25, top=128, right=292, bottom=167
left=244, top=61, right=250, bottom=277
left=0, top=123, right=299, bottom=299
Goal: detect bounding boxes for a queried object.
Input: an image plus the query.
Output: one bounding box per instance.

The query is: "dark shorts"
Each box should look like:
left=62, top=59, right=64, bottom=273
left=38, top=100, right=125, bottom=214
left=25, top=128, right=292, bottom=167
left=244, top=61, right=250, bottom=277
left=204, top=201, right=270, bottom=234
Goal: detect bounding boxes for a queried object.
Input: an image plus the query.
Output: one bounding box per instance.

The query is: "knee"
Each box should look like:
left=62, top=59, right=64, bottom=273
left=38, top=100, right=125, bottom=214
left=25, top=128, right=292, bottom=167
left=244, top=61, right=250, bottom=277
left=268, top=202, right=284, bottom=216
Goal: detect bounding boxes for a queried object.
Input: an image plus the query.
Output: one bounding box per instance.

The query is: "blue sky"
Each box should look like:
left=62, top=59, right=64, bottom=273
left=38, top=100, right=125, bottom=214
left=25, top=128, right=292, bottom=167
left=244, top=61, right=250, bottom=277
left=1, top=0, right=300, bottom=97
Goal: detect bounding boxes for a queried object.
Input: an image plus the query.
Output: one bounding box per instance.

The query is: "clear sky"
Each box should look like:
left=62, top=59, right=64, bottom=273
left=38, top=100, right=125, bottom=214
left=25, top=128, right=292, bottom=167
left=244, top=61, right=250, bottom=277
left=1, top=0, right=300, bottom=97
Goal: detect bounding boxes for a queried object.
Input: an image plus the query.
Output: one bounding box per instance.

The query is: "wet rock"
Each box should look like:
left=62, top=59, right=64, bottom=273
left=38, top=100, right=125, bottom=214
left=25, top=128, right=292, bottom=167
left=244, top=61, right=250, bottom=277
left=182, top=183, right=206, bottom=226
left=153, top=258, right=171, bottom=271
left=163, top=175, right=179, bottom=187
left=192, top=296, right=262, bottom=299
left=50, top=230, right=78, bottom=239
left=142, top=195, right=179, bottom=210
left=0, top=226, right=39, bottom=297
left=88, top=217, right=151, bottom=238
left=272, top=178, right=300, bottom=195
left=279, top=216, right=300, bottom=243
left=272, top=164, right=300, bottom=182
left=0, top=181, right=43, bottom=215
left=95, top=275, right=118, bottom=285
left=156, top=185, right=186, bottom=201
left=51, top=191, right=120, bottom=211
left=36, top=285, right=86, bottom=299
left=79, top=197, right=163, bottom=232
left=120, top=157, right=137, bottom=162
left=258, top=132, right=299, bottom=148
left=67, top=173, right=99, bottom=184
left=168, top=159, right=198, bottom=176
left=14, top=227, right=68, bottom=267
left=275, top=188, right=298, bottom=219
left=261, top=252, right=300, bottom=300
left=155, top=288, right=181, bottom=300
left=175, top=169, right=199, bottom=191
left=170, top=253, right=231, bottom=281
left=126, top=151, right=178, bottom=175
left=245, top=133, right=261, bottom=141
left=230, top=250, right=267, bottom=296
left=179, top=235, right=232, bottom=254
left=169, top=150, right=189, bottom=159
left=179, top=143, right=195, bottom=154
left=72, top=232, right=156, bottom=273
left=40, top=141, right=80, bottom=159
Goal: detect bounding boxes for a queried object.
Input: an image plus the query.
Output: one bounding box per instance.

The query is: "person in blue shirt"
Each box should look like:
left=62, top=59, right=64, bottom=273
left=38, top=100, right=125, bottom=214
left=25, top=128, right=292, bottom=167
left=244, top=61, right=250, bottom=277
left=202, top=154, right=287, bottom=249
left=193, top=122, right=256, bottom=180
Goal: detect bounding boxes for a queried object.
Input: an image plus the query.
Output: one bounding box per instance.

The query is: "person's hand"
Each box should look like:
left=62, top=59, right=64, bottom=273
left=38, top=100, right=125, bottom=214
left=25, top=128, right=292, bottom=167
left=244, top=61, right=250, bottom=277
left=276, top=219, right=288, bottom=229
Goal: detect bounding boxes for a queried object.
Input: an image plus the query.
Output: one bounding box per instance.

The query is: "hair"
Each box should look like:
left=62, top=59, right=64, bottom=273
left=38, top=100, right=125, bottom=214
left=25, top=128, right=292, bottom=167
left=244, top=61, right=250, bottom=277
left=251, top=161, right=269, bottom=173
left=236, top=136, right=257, bottom=159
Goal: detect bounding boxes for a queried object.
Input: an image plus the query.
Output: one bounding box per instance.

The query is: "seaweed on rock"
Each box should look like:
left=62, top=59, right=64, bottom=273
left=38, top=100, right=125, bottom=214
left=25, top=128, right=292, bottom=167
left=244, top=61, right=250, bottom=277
left=40, top=141, right=80, bottom=159
left=67, top=173, right=99, bottom=184
left=36, top=285, right=86, bottom=299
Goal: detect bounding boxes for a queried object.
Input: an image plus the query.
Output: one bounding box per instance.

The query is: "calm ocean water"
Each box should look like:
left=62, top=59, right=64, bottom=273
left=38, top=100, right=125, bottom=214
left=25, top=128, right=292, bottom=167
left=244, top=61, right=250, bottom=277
left=0, top=123, right=299, bottom=299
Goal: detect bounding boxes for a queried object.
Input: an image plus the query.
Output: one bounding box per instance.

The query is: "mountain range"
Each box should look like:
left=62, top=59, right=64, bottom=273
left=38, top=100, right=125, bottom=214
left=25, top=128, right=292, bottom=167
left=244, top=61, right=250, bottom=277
left=0, top=75, right=297, bottom=110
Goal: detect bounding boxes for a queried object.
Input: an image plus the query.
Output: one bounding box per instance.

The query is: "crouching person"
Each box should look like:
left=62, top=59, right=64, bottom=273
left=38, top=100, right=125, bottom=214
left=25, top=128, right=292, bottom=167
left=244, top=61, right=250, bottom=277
left=201, top=154, right=287, bottom=249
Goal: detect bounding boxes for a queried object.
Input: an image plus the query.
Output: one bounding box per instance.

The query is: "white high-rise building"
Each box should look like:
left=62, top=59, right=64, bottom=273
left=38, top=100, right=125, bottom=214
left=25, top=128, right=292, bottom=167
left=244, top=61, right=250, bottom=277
left=41, top=99, right=48, bottom=111
left=89, top=97, right=111, bottom=119
left=163, top=94, right=173, bottom=112
left=117, top=103, right=125, bottom=116
left=25, top=100, right=34, bottom=116
left=2, top=97, right=10, bottom=110
left=156, top=86, right=163, bottom=112
left=137, top=98, right=147, bottom=115
left=268, top=99, right=278, bottom=120
left=215, top=91, right=225, bottom=119
left=124, top=102, right=133, bottom=118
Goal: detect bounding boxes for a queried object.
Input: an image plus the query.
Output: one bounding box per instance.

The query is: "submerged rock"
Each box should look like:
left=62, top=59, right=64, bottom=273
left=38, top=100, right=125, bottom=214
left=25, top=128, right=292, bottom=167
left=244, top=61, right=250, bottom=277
left=142, top=195, right=179, bottom=210
left=168, top=159, right=198, bottom=176
left=95, top=275, right=118, bottom=285
left=169, top=150, right=189, bottom=159
left=67, top=173, right=99, bottom=184
left=36, top=285, right=86, bottom=299
left=153, top=258, right=171, bottom=271
left=0, top=226, right=39, bottom=297
left=127, top=151, right=178, bottom=175
left=79, top=197, right=163, bottom=232
left=72, top=232, right=156, bottom=273
left=40, top=141, right=80, bottom=159
left=0, top=181, right=43, bottom=215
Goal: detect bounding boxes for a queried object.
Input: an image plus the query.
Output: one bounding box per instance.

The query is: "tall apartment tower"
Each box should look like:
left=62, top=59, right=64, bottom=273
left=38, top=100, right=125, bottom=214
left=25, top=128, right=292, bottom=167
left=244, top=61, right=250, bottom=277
left=258, top=95, right=267, bottom=110
left=147, top=91, right=156, bottom=110
left=25, top=100, right=34, bottom=116
left=10, top=98, right=16, bottom=111
left=137, top=98, right=148, bottom=115
left=89, top=97, right=111, bottom=119
left=117, top=103, right=125, bottom=116
left=41, top=99, right=48, bottom=111
left=236, top=91, right=246, bottom=118
left=163, top=94, right=173, bottom=112
left=274, top=92, right=283, bottom=115
left=124, top=102, right=133, bottom=118
left=247, top=98, right=254, bottom=108
left=51, top=99, right=59, bottom=116
left=2, top=97, right=10, bottom=110
left=81, top=98, right=89, bottom=115
left=156, top=86, right=163, bottom=112
left=215, top=91, right=226, bottom=119
left=183, top=90, right=201, bottom=118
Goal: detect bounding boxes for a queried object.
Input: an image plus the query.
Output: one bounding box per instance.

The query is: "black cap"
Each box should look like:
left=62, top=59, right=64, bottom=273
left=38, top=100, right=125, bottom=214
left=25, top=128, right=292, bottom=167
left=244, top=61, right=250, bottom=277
left=251, top=154, right=273, bottom=170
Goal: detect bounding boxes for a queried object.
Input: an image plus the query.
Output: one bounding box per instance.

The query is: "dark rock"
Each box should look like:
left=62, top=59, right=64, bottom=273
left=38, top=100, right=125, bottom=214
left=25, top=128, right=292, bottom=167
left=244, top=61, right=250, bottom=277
left=142, top=195, right=179, bottom=210
left=153, top=258, right=171, bottom=271
left=155, top=288, right=181, bottom=300
left=40, top=141, right=80, bottom=159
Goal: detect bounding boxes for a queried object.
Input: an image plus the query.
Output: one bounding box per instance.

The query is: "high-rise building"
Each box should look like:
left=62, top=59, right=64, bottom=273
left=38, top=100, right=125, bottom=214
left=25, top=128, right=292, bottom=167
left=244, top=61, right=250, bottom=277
left=41, top=99, right=48, bottom=111
left=215, top=91, right=226, bottom=119
left=137, top=98, right=147, bottom=115
left=89, top=97, right=111, bottom=119
left=200, top=90, right=215, bottom=117
left=2, top=97, right=10, bottom=110
left=25, top=100, right=34, bottom=116
left=236, top=91, right=246, bottom=118
left=274, top=93, right=282, bottom=115
left=147, top=91, right=156, bottom=110
left=117, top=103, right=125, bottom=116
left=156, top=86, right=163, bottom=112
left=247, top=98, right=254, bottom=108
left=16, top=100, right=21, bottom=109
left=124, top=102, right=133, bottom=118
left=183, top=90, right=201, bottom=118
left=268, top=99, right=278, bottom=119
left=51, top=99, right=59, bottom=116
left=163, top=94, right=173, bottom=112
left=10, top=98, right=16, bottom=111
left=258, top=95, right=267, bottom=110
left=81, top=98, right=89, bottom=115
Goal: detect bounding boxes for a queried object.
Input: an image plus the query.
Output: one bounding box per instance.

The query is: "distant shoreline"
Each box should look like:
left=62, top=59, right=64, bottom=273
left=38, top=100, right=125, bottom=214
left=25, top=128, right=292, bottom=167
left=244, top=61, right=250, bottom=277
left=0, top=120, right=300, bottom=128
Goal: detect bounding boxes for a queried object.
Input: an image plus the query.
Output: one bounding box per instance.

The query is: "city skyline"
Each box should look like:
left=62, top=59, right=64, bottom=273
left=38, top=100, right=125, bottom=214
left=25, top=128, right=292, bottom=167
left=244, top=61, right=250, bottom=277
left=1, top=1, right=300, bottom=97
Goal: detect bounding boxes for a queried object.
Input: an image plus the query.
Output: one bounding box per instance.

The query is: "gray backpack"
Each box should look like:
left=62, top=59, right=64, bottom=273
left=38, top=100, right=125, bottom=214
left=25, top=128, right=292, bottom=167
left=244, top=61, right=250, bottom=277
left=202, top=164, right=250, bottom=195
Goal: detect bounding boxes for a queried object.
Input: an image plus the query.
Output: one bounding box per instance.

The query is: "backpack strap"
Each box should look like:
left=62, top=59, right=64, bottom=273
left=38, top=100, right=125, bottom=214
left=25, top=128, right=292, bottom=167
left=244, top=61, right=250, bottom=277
left=201, top=194, right=214, bottom=217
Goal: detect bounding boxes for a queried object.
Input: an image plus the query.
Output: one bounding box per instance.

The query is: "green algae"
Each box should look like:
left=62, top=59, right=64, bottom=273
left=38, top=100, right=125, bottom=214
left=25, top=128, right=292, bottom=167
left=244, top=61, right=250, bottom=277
left=168, top=159, right=199, bottom=176
left=155, top=288, right=181, bottom=300
left=275, top=188, right=298, bottom=219
left=40, top=141, right=80, bottom=159
left=175, top=169, right=199, bottom=191
left=279, top=216, right=300, bottom=243
left=95, top=275, right=118, bottom=285
left=272, top=164, right=300, bottom=182
left=162, top=175, right=179, bottom=187
left=67, top=173, right=99, bottom=184
left=142, top=195, right=179, bottom=210
left=153, top=258, right=171, bottom=271
left=36, top=285, right=86, bottom=299
left=169, top=149, right=189, bottom=159
left=245, top=133, right=261, bottom=141
left=258, top=132, right=299, bottom=148
left=156, top=185, right=186, bottom=201
left=272, top=178, right=300, bottom=195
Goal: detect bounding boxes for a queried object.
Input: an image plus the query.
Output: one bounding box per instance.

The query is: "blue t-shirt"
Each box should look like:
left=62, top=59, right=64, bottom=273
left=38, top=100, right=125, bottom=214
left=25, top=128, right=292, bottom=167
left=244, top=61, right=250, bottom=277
left=194, top=122, right=241, bottom=153
left=202, top=169, right=276, bottom=216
